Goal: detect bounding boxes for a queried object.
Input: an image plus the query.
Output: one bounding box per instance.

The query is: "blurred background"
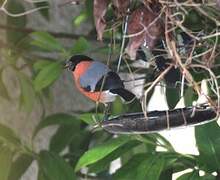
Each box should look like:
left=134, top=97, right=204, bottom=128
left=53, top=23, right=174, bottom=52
left=0, top=0, right=220, bottom=180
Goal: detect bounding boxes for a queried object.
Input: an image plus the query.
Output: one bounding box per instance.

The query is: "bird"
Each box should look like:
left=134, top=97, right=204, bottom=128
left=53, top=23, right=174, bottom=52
left=64, top=55, right=136, bottom=105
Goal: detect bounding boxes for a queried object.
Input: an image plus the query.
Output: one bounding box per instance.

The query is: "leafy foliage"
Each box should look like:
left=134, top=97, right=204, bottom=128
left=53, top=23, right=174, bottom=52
left=8, top=154, right=33, bottom=180
left=33, top=62, right=62, bottom=91
left=33, top=113, right=79, bottom=138
left=6, top=0, right=27, bottom=45
left=75, top=136, right=131, bottom=171
left=0, top=0, right=220, bottom=179
left=31, top=32, right=64, bottom=52
left=0, top=68, right=10, bottom=100
left=38, top=151, right=76, bottom=180
left=18, top=72, right=36, bottom=112
left=195, top=122, right=220, bottom=172
left=34, top=1, right=50, bottom=20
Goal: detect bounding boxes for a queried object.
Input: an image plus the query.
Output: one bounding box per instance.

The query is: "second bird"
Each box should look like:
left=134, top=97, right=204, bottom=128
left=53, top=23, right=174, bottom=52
left=65, top=55, right=135, bottom=104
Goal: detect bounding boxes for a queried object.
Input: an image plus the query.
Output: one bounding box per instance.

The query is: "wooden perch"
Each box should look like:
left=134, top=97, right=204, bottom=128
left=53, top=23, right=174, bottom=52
left=101, top=104, right=218, bottom=134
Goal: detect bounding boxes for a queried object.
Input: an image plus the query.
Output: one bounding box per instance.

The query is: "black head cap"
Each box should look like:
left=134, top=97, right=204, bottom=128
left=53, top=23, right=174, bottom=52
left=64, top=55, right=93, bottom=71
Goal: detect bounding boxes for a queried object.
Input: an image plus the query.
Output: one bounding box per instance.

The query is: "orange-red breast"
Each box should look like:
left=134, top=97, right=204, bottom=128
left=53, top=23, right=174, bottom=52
left=65, top=55, right=135, bottom=104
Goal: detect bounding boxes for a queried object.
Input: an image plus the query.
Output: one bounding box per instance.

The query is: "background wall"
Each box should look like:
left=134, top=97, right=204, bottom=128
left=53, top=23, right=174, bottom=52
left=0, top=1, right=94, bottom=179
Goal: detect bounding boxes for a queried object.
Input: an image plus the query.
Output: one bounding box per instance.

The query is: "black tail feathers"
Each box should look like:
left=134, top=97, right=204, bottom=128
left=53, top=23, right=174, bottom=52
left=110, top=88, right=136, bottom=102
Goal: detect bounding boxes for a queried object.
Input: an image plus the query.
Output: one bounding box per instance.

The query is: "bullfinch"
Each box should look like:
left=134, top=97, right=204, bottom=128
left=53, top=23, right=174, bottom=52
left=64, top=55, right=136, bottom=104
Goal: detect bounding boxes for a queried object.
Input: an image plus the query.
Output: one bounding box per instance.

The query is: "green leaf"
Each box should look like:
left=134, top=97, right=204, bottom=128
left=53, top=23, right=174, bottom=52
left=176, top=171, right=200, bottom=180
left=33, top=62, right=62, bottom=91
left=6, top=0, right=27, bottom=45
left=18, top=72, right=36, bottom=112
left=152, top=134, right=174, bottom=151
left=79, top=113, right=103, bottom=125
left=68, top=130, right=92, bottom=167
left=156, top=151, right=196, bottom=174
left=114, top=153, right=165, bottom=180
left=195, top=122, right=220, bottom=172
left=89, top=141, right=140, bottom=173
left=85, top=0, right=93, bottom=21
left=75, top=136, right=131, bottom=172
left=200, top=174, right=216, bottom=180
left=132, top=134, right=158, bottom=153
left=112, top=98, right=125, bottom=115
left=0, top=69, right=10, bottom=100
left=37, top=170, right=47, bottom=180
left=49, top=124, right=80, bottom=153
left=33, top=113, right=78, bottom=138
left=70, top=37, right=90, bottom=54
left=185, top=11, right=203, bottom=31
left=133, top=134, right=158, bottom=148
left=113, top=153, right=147, bottom=180
left=33, top=60, right=53, bottom=72
left=74, top=11, right=88, bottom=26
left=8, top=153, right=33, bottom=180
left=160, top=152, right=192, bottom=170
left=0, top=146, right=13, bottom=180
left=184, top=87, right=196, bottom=106
left=159, top=169, right=173, bottom=180
left=31, top=31, right=63, bottom=51
left=143, top=156, right=165, bottom=180
left=166, top=87, right=180, bottom=109
left=34, top=2, right=49, bottom=20
left=137, top=155, right=164, bottom=180
left=0, top=123, right=21, bottom=147
left=38, top=151, right=76, bottom=180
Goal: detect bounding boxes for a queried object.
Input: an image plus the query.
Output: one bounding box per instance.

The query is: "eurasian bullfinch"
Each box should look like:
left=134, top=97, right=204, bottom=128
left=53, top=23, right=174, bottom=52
left=64, top=55, right=136, bottom=104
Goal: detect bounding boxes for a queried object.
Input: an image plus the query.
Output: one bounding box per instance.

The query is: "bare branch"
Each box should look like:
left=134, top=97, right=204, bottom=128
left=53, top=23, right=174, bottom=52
left=0, top=0, right=49, bottom=17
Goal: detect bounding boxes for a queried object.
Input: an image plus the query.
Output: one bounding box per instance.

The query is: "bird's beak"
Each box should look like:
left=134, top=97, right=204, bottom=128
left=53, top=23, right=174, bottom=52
left=63, top=61, right=69, bottom=69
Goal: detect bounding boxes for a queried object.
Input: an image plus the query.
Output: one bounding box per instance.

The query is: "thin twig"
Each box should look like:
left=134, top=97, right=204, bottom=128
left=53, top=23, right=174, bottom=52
left=0, top=0, right=49, bottom=17
left=117, top=8, right=130, bottom=72
left=142, top=64, right=174, bottom=118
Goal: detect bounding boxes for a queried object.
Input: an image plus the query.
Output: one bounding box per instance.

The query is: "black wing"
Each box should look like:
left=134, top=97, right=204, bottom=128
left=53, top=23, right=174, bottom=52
left=94, top=71, right=124, bottom=92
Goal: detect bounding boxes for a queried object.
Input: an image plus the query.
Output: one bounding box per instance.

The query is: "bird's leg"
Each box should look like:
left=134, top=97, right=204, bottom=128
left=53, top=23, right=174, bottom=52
left=103, top=103, right=111, bottom=121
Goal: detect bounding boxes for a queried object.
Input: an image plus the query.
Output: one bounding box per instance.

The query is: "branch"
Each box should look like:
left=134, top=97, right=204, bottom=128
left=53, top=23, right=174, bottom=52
left=101, top=104, right=217, bottom=134
left=0, top=0, right=49, bottom=17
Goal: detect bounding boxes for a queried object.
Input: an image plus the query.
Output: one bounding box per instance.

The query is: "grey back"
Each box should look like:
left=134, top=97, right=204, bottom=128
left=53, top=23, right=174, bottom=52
left=79, top=61, right=110, bottom=91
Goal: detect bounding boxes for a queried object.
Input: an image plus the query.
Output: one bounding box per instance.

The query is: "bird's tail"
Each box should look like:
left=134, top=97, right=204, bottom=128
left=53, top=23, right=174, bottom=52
left=110, top=88, right=136, bottom=102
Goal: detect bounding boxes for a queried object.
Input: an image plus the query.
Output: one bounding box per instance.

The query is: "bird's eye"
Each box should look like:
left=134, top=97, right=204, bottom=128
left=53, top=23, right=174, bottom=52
left=68, top=62, right=76, bottom=71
